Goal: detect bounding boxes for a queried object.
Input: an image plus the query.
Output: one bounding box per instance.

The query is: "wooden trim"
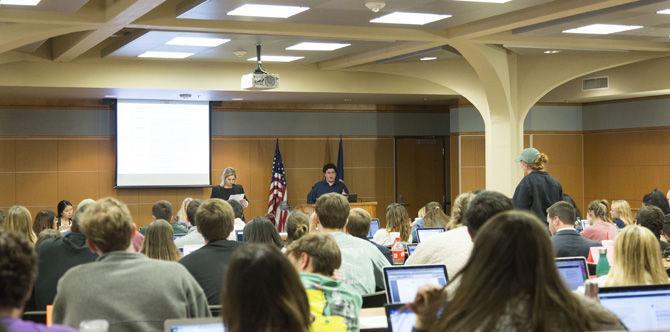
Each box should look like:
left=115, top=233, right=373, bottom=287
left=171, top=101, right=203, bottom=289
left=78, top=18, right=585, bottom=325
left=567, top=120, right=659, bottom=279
left=582, top=126, right=670, bottom=134
left=0, top=99, right=110, bottom=109
left=456, top=97, right=581, bottom=107
left=582, top=94, right=670, bottom=106
left=526, top=130, right=583, bottom=135
left=449, top=132, right=484, bottom=136
left=0, top=136, right=112, bottom=140
left=214, top=102, right=451, bottom=113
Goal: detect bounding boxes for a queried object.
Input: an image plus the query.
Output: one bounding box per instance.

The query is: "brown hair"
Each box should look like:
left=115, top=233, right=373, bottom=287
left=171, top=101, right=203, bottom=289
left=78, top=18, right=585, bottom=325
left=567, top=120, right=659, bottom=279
left=587, top=200, right=609, bottom=222
left=346, top=208, right=371, bottom=238
left=385, top=203, right=411, bottom=242
left=79, top=197, right=133, bottom=253
left=422, top=202, right=450, bottom=228
left=222, top=244, right=311, bottom=332
left=315, top=193, right=350, bottom=229
left=32, top=209, right=56, bottom=237
left=195, top=199, right=234, bottom=242
left=286, top=233, right=342, bottom=276
left=446, top=192, right=475, bottom=229
left=527, top=153, right=549, bottom=171
left=151, top=200, right=173, bottom=222
left=430, top=210, right=620, bottom=331
left=547, top=201, right=576, bottom=225
left=140, top=220, right=180, bottom=262
left=6, top=206, right=37, bottom=245
left=285, top=211, right=309, bottom=245
left=0, top=232, right=37, bottom=309
left=244, top=217, right=284, bottom=249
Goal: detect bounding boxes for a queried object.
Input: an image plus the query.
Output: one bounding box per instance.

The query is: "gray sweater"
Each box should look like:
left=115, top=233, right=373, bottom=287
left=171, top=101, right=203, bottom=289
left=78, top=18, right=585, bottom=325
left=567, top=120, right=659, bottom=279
left=53, top=251, right=211, bottom=332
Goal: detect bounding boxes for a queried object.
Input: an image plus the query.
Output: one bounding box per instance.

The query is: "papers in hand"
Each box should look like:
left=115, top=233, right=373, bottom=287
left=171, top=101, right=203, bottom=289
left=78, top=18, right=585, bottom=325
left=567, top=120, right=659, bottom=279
left=229, top=194, right=245, bottom=202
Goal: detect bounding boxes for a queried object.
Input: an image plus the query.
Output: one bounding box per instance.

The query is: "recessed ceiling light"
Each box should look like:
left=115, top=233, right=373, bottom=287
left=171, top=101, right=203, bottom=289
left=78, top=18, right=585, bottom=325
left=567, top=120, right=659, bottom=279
left=231, top=98, right=244, bottom=101
left=452, top=0, right=511, bottom=3
left=138, top=51, right=194, bottom=59
left=543, top=50, right=560, bottom=54
left=562, top=24, right=642, bottom=35
left=657, top=9, right=670, bottom=14
left=370, top=12, right=451, bottom=25
left=0, top=0, right=41, bottom=5
left=246, top=55, right=304, bottom=62
left=227, top=4, right=309, bottom=18
left=166, top=37, right=230, bottom=47
left=286, top=42, right=351, bottom=51
left=420, top=56, right=437, bottom=61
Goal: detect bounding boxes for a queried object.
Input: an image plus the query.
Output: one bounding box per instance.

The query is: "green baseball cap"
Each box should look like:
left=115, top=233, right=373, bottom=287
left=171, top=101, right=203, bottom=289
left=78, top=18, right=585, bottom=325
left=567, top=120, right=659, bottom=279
left=515, top=148, right=540, bottom=163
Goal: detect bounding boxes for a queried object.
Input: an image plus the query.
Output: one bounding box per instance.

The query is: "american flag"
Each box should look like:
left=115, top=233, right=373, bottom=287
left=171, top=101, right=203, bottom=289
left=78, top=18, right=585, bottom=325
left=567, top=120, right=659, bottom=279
left=267, top=140, right=288, bottom=231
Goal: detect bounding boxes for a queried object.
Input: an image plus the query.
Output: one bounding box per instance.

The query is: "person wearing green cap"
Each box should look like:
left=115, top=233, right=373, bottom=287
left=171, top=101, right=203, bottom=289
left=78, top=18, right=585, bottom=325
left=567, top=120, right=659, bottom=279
left=512, top=148, right=563, bottom=223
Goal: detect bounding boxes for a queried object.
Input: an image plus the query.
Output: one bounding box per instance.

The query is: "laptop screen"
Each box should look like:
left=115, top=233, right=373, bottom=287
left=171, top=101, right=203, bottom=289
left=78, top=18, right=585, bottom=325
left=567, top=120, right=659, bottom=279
left=165, top=318, right=225, bottom=332
left=416, top=228, right=445, bottom=243
left=599, top=285, right=670, bottom=331
left=236, top=230, right=244, bottom=242
left=368, top=219, right=380, bottom=239
left=181, top=244, right=204, bottom=257
left=555, top=257, right=589, bottom=291
left=384, top=265, right=448, bottom=304
left=406, top=244, right=417, bottom=256
left=385, top=304, right=416, bottom=332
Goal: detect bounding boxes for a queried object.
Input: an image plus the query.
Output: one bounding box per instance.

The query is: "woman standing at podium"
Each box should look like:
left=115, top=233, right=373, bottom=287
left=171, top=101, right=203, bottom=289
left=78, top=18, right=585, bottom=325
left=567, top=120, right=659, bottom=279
left=211, top=167, right=248, bottom=208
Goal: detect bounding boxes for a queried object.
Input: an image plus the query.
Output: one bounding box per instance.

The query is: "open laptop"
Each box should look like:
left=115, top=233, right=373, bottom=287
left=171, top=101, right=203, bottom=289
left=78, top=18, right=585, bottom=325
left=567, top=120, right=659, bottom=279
left=367, top=218, right=380, bottom=239
left=164, top=317, right=224, bottom=332
left=385, top=304, right=416, bottom=332
left=180, top=244, right=204, bottom=257
left=555, top=257, right=589, bottom=291
left=383, top=264, right=448, bottom=304
left=235, top=230, right=244, bottom=242
left=406, top=244, right=417, bottom=256
left=598, top=284, right=670, bottom=331
left=416, top=227, right=446, bottom=243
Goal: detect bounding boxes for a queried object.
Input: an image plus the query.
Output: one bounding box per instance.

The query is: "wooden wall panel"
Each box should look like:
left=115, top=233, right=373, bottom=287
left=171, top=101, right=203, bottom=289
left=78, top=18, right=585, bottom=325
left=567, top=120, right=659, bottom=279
left=449, top=135, right=459, bottom=202
left=458, top=135, right=485, bottom=194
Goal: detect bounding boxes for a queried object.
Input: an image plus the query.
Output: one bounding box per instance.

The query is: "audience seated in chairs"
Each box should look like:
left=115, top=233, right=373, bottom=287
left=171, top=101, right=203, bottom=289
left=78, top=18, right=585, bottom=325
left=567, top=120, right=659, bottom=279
left=0, top=232, right=75, bottom=332
left=174, top=199, right=204, bottom=248
left=309, top=193, right=389, bottom=295
left=637, top=205, right=670, bottom=254
left=610, top=200, right=634, bottom=229
left=407, top=210, right=624, bottom=331
left=221, top=244, right=311, bottom=332
left=52, top=197, right=210, bottom=331
left=597, top=225, right=669, bottom=287
left=345, top=208, right=392, bottom=264
left=243, top=216, right=284, bottom=249
left=140, top=219, right=180, bottom=262
left=141, top=200, right=187, bottom=236
left=547, top=201, right=600, bottom=259
left=581, top=200, right=618, bottom=242
left=5, top=206, right=37, bottom=246
left=410, top=201, right=450, bottom=243
left=179, top=199, right=242, bottom=305
left=284, top=211, right=309, bottom=246
left=372, top=203, right=412, bottom=246
left=286, top=232, right=362, bottom=332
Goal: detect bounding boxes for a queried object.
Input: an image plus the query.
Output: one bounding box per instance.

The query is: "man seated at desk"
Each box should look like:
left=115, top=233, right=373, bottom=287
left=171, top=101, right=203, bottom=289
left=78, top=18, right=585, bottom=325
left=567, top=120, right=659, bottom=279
left=307, top=163, right=349, bottom=204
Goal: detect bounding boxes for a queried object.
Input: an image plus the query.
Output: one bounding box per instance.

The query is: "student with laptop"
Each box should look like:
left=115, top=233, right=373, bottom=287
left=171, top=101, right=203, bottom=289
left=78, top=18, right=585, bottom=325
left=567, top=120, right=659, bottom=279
left=407, top=210, right=624, bottom=331
left=345, top=208, right=392, bottom=264
left=286, top=233, right=362, bottom=332
left=547, top=201, right=601, bottom=258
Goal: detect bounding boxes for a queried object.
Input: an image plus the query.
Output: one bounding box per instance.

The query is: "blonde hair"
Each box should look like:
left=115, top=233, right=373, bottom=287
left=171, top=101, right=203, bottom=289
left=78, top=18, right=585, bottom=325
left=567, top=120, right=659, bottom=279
left=527, top=153, right=549, bottom=171
left=611, top=200, right=633, bottom=226
left=385, top=203, right=411, bottom=242
left=422, top=202, right=450, bottom=228
left=80, top=197, right=133, bottom=253
left=446, top=192, right=475, bottom=229
left=176, top=197, right=193, bottom=223
left=605, top=225, right=669, bottom=287
left=6, top=206, right=36, bottom=245
left=220, top=167, right=237, bottom=187
left=141, top=219, right=180, bottom=262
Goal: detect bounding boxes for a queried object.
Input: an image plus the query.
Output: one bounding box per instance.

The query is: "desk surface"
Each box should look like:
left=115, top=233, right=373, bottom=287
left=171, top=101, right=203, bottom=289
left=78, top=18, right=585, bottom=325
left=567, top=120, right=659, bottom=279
left=360, top=307, right=387, bottom=331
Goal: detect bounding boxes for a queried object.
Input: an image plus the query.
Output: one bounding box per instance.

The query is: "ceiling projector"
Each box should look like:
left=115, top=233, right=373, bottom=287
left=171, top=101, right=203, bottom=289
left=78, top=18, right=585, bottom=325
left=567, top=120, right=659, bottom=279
left=241, top=44, right=279, bottom=90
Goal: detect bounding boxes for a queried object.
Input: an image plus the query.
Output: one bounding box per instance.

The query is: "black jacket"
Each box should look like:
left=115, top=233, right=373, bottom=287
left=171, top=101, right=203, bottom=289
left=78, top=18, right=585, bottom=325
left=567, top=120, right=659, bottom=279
left=210, top=184, right=246, bottom=201
left=513, top=171, right=563, bottom=222
left=551, top=229, right=601, bottom=258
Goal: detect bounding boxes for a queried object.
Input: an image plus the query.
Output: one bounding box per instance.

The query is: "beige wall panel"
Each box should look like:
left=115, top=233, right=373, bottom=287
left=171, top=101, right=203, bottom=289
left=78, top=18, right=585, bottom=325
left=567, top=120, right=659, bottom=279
left=26, top=206, right=53, bottom=219
left=285, top=168, right=323, bottom=205
left=460, top=136, right=485, bottom=167
left=460, top=167, right=485, bottom=193
left=15, top=140, right=58, bottom=172
left=283, top=139, right=332, bottom=169
left=138, top=189, right=178, bottom=206
left=136, top=203, right=156, bottom=226
left=0, top=140, right=15, bottom=172
left=450, top=136, right=459, bottom=201
left=58, top=172, right=99, bottom=206
left=348, top=167, right=379, bottom=198
left=97, top=139, right=115, bottom=172
left=532, top=133, right=584, bottom=208
left=343, top=138, right=394, bottom=168
left=523, top=134, right=530, bottom=148
left=0, top=173, right=15, bottom=208
left=58, top=141, right=99, bottom=171
left=16, top=173, right=58, bottom=207
left=125, top=204, right=141, bottom=226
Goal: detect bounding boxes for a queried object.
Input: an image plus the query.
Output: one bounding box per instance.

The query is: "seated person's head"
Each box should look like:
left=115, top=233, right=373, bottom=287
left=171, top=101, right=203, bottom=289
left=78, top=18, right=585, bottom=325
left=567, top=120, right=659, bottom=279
left=227, top=199, right=244, bottom=221
left=322, top=163, right=337, bottom=183
left=586, top=200, right=609, bottom=223
left=243, top=217, right=283, bottom=249
left=0, top=232, right=37, bottom=314
left=76, top=198, right=96, bottom=214
left=663, top=215, right=670, bottom=242
left=195, top=199, right=234, bottom=242
left=643, top=189, right=670, bottom=215
left=386, top=203, right=411, bottom=242
left=285, top=211, right=309, bottom=245
left=151, top=200, right=173, bottom=222
left=221, top=244, right=311, bottom=332
left=462, top=191, right=513, bottom=237
left=32, top=209, right=56, bottom=236
left=606, top=225, right=668, bottom=286
left=6, top=206, right=36, bottom=245
left=313, top=193, right=350, bottom=231
left=36, top=229, right=61, bottom=247
left=185, top=199, right=202, bottom=226
left=422, top=202, right=449, bottom=228
left=140, top=220, right=180, bottom=262
left=637, top=205, right=664, bottom=240
left=345, top=208, right=371, bottom=239
left=546, top=201, right=576, bottom=235
left=286, top=233, right=341, bottom=277
left=79, top=197, right=135, bottom=254
left=448, top=192, right=475, bottom=228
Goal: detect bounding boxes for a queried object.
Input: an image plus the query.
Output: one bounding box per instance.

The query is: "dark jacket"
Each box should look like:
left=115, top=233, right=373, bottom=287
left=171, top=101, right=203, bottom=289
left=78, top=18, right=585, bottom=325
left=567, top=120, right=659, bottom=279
left=179, top=239, right=242, bottom=305
left=33, top=232, right=98, bottom=310
left=210, top=184, right=246, bottom=201
left=551, top=229, right=601, bottom=258
left=513, top=171, right=563, bottom=222
left=307, top=180, right=349, bottom=204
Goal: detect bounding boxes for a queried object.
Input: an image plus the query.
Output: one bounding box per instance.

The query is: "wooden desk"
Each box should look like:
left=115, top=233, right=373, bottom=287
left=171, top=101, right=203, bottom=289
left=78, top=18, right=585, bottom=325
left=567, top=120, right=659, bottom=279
left=297, top=201, right=378, bottom=218
left=360, top=307, right=387, bottom=331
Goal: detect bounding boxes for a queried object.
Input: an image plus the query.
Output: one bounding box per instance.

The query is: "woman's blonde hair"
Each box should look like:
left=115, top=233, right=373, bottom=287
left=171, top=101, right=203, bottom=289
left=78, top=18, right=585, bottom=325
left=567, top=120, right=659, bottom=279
left=605, top=225, right=668, bottom=287
left=220, top=167, right=237, bottom=187
left=140, top=220, right=180, bottom=262
left=446, top=192, right=475, bottom=229
left=422, top=201, right=450, bottom=228
left=175, top=197, right=193, bottom=223
left=611, top=200, right=634, bottom=226
left=6, top=206, right=37, bottom=245
left=526, top=153, right=549, bottom=171
left=385, top=203, right=411, bottom=242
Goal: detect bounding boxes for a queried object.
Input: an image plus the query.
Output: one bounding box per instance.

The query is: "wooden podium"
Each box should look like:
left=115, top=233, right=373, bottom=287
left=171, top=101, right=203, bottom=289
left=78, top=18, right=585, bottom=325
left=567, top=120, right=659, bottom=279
left=296, top=201, right=378, bottom=219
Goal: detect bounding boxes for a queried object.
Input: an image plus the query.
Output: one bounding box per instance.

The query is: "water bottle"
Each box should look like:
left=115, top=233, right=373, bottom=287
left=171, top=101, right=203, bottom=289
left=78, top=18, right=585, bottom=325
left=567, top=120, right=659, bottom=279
left=391, top=237, right=405, bottom=265
left=79, top=319, right=109, bottom=332
left=596, top=248, right=611, bottom=277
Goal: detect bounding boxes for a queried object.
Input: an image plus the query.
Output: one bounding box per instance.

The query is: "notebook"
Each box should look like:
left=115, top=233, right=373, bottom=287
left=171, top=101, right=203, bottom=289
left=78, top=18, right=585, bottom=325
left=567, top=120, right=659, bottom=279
left=555, top=257, right=589, bottom=291
left=598, top=284, right=670, bottom=331
left=385, top=304, right=416, bottom=332
left=416, top=227, right=446, bottom=243
left=383, top=264, right=448, bottom=304
left=164, top=318, right=225, bottom=332
left=367, top=218, right=380, bottom=239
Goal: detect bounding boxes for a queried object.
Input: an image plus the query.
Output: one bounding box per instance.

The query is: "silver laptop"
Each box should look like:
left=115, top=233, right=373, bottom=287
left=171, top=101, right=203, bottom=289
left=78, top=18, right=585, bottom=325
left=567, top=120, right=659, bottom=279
left=555, top=257, right=589, bottom=291
left=383, top=264, right=448, bottom=304
left=164, top=317, right=224, bottom=332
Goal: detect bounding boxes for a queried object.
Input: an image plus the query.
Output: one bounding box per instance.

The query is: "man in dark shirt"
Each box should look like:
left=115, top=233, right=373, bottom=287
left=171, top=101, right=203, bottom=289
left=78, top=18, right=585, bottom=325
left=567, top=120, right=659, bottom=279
left=180, top=199, right=242, bottom=304
left=345, top=208, right=392, bottom=264
left=307, top=163, right=349, bottom=204
left=547, top=201, right=600, bottom=258
left=512, top=147, right=563, bottom=222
